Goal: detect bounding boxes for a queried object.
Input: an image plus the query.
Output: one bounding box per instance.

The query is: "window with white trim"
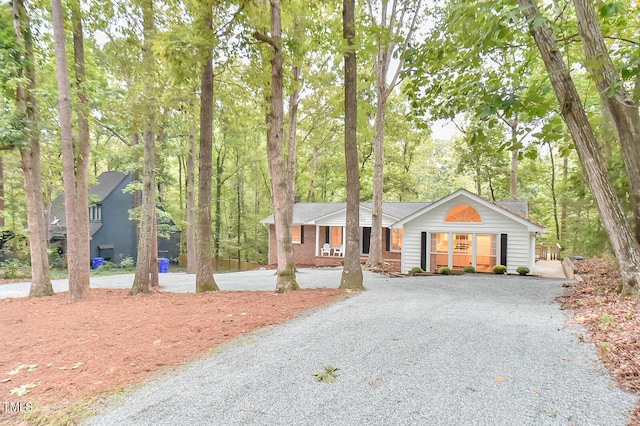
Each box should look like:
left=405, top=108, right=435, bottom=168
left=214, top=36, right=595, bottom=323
left=391, top=228, right=403, bottom=251
left=89, top=204, right=102, bottom=222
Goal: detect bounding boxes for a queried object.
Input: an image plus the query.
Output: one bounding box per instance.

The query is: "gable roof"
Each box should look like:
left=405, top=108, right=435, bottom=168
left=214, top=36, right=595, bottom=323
left=89, top=171, right=129, bottom=202
left=391, top=188, right=545, bottom=230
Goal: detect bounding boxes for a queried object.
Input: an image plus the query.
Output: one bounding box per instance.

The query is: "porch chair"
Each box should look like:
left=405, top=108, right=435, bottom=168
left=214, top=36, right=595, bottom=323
left=333, top=245, right=344, bottom=257
left=320, top=243, right=332, bottom=256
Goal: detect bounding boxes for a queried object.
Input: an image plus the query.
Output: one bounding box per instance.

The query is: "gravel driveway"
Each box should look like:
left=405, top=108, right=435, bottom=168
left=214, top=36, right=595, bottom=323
left=87, top=273, right=636, bottom=425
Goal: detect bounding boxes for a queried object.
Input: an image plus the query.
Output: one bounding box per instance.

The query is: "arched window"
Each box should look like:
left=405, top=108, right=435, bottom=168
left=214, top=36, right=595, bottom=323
left=445, top=205, right=481, bottom=222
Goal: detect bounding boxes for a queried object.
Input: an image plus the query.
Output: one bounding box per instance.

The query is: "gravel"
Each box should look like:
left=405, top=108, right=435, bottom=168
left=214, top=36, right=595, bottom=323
left=86, top=272, right=636, bottom=425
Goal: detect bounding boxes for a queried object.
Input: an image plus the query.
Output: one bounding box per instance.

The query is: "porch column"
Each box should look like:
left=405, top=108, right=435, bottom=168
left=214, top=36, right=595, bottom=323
left=342, top=226, right=346, bottom=248
left=315, top=225, right=320, bottom=256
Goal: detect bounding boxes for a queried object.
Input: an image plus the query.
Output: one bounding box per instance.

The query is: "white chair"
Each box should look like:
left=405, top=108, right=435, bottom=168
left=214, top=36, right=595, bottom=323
left=320, top=243, right=332, bottom=256
left=333, top=245, right=344, bottom=257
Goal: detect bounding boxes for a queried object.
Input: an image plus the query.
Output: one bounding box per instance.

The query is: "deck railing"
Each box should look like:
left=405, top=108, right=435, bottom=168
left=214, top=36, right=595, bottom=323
left=536, top=242, right=562, bottom=261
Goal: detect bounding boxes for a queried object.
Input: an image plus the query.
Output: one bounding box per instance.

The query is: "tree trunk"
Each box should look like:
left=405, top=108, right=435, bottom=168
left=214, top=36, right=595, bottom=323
left=255, top=0, right=299, bottom=293
left=195, top=6, right=219, bottom=292
left=573, top=0, right=640, bottom=244
left=13, top=0, right=54, bottom=297
left=340, top=0, right=364, bottom=290
left=367, top=75, right=387, bottom=268
left=214, top=151, right=223, bottom=261
left=51, top=0, right=90, bottom=301
left=70, top=0, right=91, bottom=294
left=519, top=0, right=640, bottom=295
left=186, top=124, right=197, bottom=274
left=131, top=0, right=157, bottom=295
left=150, top=206, right=159, bottom=287
left=548, top=142, right=560, bottom=240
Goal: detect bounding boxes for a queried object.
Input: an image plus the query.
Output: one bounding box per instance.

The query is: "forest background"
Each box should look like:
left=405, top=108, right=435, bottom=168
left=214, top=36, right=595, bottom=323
left=0, top=0, right=637, bottom=275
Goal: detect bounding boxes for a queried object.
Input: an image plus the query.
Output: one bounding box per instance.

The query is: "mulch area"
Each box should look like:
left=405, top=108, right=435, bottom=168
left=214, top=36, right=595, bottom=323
left=559, top=258, right=640, bottom=424
left=0, top=286, right=345, bottom=425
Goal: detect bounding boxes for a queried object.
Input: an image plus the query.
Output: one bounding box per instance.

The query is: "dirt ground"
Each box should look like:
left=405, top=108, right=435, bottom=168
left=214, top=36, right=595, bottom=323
left=559, top=258, right=640, bottom=424
left=0, top=285, right=345, bottom=425
left=2, top=260, right=640, bottom=425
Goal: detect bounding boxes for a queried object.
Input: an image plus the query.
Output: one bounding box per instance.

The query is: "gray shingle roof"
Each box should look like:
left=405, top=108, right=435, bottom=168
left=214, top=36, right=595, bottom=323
left=262, top=202, right=432, bottom=224
left=89, top=171, right=128, bottom=202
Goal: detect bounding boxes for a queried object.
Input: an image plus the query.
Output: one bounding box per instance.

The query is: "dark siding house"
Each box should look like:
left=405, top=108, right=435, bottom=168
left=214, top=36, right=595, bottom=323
left=49, top=171, right=180, bottom=264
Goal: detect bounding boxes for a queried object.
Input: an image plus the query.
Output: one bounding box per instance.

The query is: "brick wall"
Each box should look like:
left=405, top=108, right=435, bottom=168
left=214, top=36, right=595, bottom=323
left=268, top=224, right=401, bottom=266
left=268, top=225, right=317, bottom=266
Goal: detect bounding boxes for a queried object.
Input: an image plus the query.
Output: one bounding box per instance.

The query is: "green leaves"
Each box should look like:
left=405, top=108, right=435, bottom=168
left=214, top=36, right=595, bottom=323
left=313, top=365, right=339, bottom=383
left=0, top=109, right=29, bottom=150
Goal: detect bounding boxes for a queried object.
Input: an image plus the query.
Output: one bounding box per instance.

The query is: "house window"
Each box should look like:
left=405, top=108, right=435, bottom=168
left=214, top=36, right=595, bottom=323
left=330, top=227, right=343, bottom=247
left=89, top=204, right=102, bottom=222
left=391, top=228, right=403, bottom=251
left=291, top=225, right=302, bottom=244
left=445, top=205, right=481, bottom=222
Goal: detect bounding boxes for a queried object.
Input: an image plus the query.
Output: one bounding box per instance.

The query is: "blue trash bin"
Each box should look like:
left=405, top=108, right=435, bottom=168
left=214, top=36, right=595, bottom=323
left=159, top=258, right=170, bottom=273
left=91, top=257, right=104, bottom=269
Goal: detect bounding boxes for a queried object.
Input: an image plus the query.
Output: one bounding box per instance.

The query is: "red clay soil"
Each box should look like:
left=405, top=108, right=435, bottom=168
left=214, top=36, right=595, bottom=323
left=559, top=258, right=640, bottom=425
left=0, top=286, right=345, bottom=425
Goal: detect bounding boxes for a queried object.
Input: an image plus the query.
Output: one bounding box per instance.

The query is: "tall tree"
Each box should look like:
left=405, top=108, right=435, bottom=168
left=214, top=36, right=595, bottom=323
left=253, top=0, right=299, bottom=293
left=518, top=0, right=640, bottom=295
left=340, top=0, right=364, bottom=290
left=51, top=0, right=90, bottom=301
left=131, top=0, right=158, bottom=295
left=186, top=123, right=197, bottom=274
left=12, top=0, right=54, bottom=297
left=195, top=1, right=219, bottom=292
left=572, top=0, right=640, bottom=244
left=70, top=0, right=91, bottom=290
left=365, top=0, right=422, bottom=268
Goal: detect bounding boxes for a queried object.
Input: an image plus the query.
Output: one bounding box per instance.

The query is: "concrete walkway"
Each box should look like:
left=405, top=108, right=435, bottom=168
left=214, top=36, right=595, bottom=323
left=532, top=260, right=566, bottom=279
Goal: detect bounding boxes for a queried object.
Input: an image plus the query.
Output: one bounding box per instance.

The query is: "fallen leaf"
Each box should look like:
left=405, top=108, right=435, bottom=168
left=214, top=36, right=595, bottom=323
left=467, top=386, right=478, bottom=392
left=494, top=376, right=507, bottom=382
left=7, top=364, right=37, bottom=375
left=10, top=383, right=38, bottom=396
left=71, top=362, right=84, bottom=370
left=313, top=366, right=339, bottom=383
left=532, top=388, right=540, bottom=394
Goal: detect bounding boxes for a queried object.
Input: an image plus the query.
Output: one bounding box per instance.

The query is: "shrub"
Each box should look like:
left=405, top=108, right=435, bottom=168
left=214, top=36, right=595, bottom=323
left=463, top=266, right=476, bottom=273
left=2, top=259, right=19, bottom=279
left=438, top=267, right=452, bottom=275
left=120, top=257, right=135, bottom=269
left=492, top=265, right=507, bottom=274
left=516, top=266, right=530, bottom=276
left=409, top=266, right=424, bottom=275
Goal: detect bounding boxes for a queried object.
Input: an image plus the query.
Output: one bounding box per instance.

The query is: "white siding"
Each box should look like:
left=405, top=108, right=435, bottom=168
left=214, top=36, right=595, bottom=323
left=401, top=197, right=535, bottom=274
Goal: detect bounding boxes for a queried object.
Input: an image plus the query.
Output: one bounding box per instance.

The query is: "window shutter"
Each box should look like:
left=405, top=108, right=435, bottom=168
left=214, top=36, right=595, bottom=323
left=385, top=228, right=391, bottom=251
left=325, top=227, right=330, bottom=243
left=300, top=226, right=304, bottom=244
left=500, top=233, right=508, bottom=266
left=420, top=232, right=427, bottom=271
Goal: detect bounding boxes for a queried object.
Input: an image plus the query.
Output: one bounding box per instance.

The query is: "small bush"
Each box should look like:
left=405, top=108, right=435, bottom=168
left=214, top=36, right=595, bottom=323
left=409, top=266, right=424, bottom=275
left=492, top=265, right=507, bottom=274
left=2, top=259, right=20, bottom=279
left=438, top=267, right=452, bottom=275
left=120, top=257, right=135, bottom=269
left=463, top=266, right=476, bottom=273
left=516, top=266, right=530, bottom=276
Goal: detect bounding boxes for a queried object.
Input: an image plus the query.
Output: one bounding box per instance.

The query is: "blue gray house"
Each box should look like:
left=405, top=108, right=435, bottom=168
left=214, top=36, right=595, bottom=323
left=49, top=171, right=181, bottom=264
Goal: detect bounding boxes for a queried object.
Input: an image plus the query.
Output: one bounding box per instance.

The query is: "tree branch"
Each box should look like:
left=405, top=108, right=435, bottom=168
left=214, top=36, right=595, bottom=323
left=252, top=30, right=278, bottom=50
